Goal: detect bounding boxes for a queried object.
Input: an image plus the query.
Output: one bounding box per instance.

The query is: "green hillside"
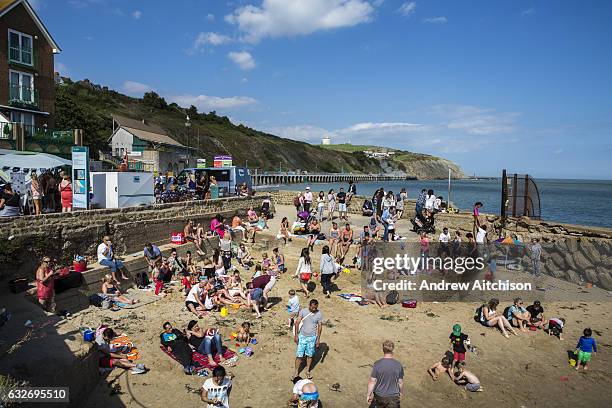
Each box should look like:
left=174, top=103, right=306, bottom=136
left=54, top=78, right=463, bottom=178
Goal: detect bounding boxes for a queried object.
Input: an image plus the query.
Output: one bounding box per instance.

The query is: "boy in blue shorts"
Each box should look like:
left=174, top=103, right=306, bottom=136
left=293, top=299, right=323, bottom=380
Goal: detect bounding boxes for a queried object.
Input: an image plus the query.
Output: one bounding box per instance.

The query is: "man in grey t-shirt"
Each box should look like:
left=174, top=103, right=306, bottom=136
left=293, top=299, right=323, bottom=380
left=367, top=340, right=404, bottom=407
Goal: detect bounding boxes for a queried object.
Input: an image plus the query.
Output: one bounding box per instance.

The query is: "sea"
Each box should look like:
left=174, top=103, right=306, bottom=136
left=277, top=178, right=612, bottom=229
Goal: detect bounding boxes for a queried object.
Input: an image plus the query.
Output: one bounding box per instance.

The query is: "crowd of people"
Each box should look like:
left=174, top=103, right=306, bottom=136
left=0, top=169, right=73, bottom=217
left=27, top=180, right=600, bottom=407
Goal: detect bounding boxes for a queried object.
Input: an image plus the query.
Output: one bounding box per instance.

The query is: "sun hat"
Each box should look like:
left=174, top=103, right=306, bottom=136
left=452, top=324, right=461, bottom=336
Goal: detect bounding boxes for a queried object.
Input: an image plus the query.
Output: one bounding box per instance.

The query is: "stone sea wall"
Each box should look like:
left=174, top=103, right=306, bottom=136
left=272, top=190, right=612, bottom=290
left=0, top=196, right=272, bottom=279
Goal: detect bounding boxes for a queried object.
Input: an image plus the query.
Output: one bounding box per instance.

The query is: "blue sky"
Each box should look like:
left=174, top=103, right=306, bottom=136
left=32, top=0, right=612, bottom=179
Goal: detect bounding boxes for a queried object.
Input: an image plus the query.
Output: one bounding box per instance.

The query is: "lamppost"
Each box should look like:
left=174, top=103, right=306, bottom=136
left=185, top=115, right=191, bottom=166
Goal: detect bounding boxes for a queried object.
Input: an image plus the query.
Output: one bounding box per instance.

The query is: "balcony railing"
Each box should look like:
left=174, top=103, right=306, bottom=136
left=0, top=122, right=73, bottom=143
left=8, top=83, right=39, bottom=109
left=8, top=45, right=35, bottom=67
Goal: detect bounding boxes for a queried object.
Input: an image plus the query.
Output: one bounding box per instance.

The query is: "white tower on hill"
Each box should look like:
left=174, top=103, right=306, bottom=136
left=321, top=135, right=331, bottom=145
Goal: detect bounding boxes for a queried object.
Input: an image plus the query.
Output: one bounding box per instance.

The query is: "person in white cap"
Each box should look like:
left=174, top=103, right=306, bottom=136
left=303, top=187, right=313, bottom=214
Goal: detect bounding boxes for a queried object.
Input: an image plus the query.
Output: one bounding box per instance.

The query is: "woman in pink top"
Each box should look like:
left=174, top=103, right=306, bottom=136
left=420, top=232, right=430, bottom=273
left=210, top=214, right=225, bottom=239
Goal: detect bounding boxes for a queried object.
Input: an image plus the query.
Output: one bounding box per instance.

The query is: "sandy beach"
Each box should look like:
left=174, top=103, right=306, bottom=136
left=64, top=204, right=612, bottom=408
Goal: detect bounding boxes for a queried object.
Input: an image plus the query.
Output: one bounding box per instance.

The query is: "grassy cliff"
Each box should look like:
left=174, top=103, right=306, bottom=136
left=54, top=79, right=463, bottom=178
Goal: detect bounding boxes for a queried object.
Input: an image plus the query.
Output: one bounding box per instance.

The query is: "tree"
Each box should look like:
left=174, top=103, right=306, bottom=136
left=187, top=105, right=198, bottom=118
left=143, top=91, right=168, bottom=109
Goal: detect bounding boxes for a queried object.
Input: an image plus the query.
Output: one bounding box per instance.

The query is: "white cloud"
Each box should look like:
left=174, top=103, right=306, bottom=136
left=206, top=13, right=215, bottom=21
left=340, top=122, right=428, bottom=133
left=228, top=51, right=256, bottom=70
left=264, top=125, right=329, bottom=143
left=132, top=10, right=142, bottom=20
left=428, top=104, right=492, bottom=118
left=446, top=113, right=520, bottom=135
left=521, top=7, right=535, bottom=16
left=225, top=0, right=375, bottom=43
left=398, top=1, right=416, bottom=17
left=423, top=16, right=447, bottom=24
left=428, top=104, right=520, bottom=135
left=193, top=32, right=232, bottom=51
left=68, top=0, right=101, bottom=9
left=54, top=62, right=68, bottom=76
left=241, top=77, right=249, bottom=83
left=168, top=94, right=258, bottom=111
left=122, top=81, right=155, bottom=95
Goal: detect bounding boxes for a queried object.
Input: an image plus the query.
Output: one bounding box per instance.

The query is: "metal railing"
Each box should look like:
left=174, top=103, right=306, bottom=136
left=0, top=122, right=73, bottom=142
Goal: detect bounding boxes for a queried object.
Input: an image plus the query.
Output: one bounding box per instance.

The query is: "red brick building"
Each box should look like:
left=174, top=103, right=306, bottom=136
left=0, top=0, right=60, bottom=130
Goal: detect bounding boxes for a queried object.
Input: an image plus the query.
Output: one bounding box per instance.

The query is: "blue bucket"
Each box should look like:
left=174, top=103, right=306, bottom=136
left=83, top=329, right=95, bottom=342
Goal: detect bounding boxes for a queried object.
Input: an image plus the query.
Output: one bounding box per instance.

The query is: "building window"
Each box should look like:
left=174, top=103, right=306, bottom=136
left=8, top=29, right=33, bottom=66
left=9, top=70, right=34, bottom=103
left=9, top=111, right=35, bottom=127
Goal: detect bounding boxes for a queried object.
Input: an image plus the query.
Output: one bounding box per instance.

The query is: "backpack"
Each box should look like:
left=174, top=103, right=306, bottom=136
left=293, top=196, right=301, bottom=207
left=385, top=290, right=399, bottom=305
left=503, top=306, right=512, bottom=321
left=474, top=304, right=484, bottom=323
left=89, top=294, right=104, bottom=307
left=135, top=272, right=150, bottom=288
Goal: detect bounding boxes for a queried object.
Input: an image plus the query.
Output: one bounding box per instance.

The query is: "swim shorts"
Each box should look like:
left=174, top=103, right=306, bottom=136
left=578, top=350, right=592, bottom=363
left=296, top=334, right=317, bottom=358
left=453, top=351, right=465, bottom=361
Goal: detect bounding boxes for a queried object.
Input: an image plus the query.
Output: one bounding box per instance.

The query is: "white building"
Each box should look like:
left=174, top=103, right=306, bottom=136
left=321, top=136, right=331, bottom=145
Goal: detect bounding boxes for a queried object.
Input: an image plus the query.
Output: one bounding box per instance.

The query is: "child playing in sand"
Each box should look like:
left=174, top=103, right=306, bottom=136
left=575, top=328, right=597, bottom=371
left=454, top=362, right=483, bottom=392
left=287, top=289, right=300, bottom=328
left=548, top=317, right=565, bottom=340
left=236, top=322, right=251, bottom=343
left=449, top=324, right=469, bottom=371
left=428, top=356, right=452, bottom=381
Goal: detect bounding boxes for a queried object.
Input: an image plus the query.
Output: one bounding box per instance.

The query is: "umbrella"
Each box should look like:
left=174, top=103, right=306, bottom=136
left=0, top=153, right=71, bottom=170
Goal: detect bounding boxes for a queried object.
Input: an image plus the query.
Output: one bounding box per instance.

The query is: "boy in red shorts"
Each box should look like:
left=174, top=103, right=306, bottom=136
left=449, top=324, right=469, bottom=371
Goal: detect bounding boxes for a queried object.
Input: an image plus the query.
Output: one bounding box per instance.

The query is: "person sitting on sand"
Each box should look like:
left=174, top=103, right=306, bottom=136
left=231, top=215, right=248, bottom=241
left=454, top=361, right=483, bottom=392
left=289, top=376, right=319, bottom=408
left=362, top=198, right=374, bottom=217
left=273, top=247, right=287, bottom=274
left=97, top=327, right=146, bottom=374
left=480, top=298, right=517, bottom=338
left=201, top=366, right=233, bottom=408
left=236, top=322, right=251, bottom=343
left=237, top=243, right=254, bottom=269
left=160, top=322, right=195, bottom=375
left=186, top=320, right=226, bottom=367
left=101, top=274, right=138, bottom=305
left=506, top=297, right=531, bottom=332
left=184, top=220, right=205, bottom=256
left=575, top=327, right=597, bottom=371
left=185, top=280, right=211, bottom=318
left=428, top=356, right=452, bottom=381
left=548, top=317, right=565, bottom=340
left=279, top=217, right=292, bottom=244
left=227, top=271, right=247, bottom=300
left=526, top=300, right=547, bottom=330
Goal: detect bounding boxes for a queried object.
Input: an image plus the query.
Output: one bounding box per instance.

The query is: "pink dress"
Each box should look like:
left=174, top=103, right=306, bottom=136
left=36, top=267, right=55, bottom=300
left=210, top=218, right=225, bottom=239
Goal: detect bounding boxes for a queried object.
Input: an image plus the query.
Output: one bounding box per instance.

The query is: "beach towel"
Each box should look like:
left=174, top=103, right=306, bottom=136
left=110, top=334, right=140, bottom=361
left=159, top=345, right=237, bottom=373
